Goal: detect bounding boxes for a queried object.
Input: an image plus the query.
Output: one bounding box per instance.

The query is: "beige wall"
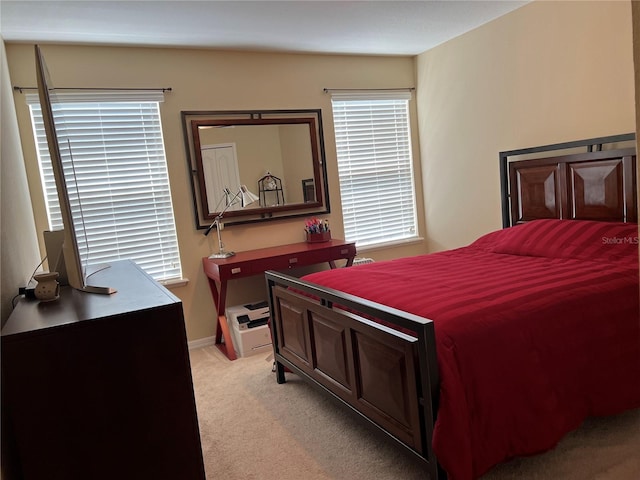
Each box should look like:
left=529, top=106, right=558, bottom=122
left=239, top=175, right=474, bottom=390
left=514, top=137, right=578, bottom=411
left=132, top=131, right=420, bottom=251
left=4, top=45, right=425, bottom=341
left=1, top=38, right=42, bottom=325
left=416, top=0, right=635, bottom=251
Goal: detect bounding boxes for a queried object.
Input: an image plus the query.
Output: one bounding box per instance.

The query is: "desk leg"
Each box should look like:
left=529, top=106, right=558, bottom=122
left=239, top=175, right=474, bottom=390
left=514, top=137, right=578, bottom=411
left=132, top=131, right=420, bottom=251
left=329, top=256, right=355, bottom=269
left=215, top=314, right=237, bottom=361
left=205, top=277, right=237, bottom=361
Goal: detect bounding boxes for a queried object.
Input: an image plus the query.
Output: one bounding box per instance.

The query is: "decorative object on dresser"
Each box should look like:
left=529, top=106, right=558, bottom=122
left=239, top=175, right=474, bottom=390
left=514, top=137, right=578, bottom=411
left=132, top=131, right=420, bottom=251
left=266, top=133, right=638, bottom=480
left=32, top=271, right=60, bottom=301
left=1, top=260, right=205, bottom=480
left=202, top=240, right=356, bottom=360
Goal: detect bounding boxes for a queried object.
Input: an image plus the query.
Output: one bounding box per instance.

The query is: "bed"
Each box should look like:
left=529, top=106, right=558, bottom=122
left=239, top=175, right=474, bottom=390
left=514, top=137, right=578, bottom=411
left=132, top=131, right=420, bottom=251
left=265, top=135, right=639, bottom=480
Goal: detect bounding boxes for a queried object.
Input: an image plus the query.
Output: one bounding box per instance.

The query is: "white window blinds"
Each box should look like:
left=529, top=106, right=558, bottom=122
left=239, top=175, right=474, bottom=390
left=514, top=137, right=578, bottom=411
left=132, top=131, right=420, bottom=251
left=331, top=92, right=418, bottom=248
left=27, top=91, right=182, bottom=281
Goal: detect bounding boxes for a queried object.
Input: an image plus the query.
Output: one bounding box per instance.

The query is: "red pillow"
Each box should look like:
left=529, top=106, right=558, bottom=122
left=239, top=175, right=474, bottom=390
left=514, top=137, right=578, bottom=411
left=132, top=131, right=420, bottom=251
left=489, top=219, right=639, bottom=263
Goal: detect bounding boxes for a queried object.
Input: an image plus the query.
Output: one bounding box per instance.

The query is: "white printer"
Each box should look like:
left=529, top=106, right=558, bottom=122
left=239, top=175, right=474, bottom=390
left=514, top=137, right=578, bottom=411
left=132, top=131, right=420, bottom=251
left=227, top=300, right=270, bottom=330
left=225, top=301, right=271, bottom=357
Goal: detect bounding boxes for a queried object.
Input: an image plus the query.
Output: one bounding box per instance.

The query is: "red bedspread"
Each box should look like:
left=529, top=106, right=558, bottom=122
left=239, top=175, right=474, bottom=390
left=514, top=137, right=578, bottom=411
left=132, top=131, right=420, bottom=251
left=301, top=220, right=640, bottom=480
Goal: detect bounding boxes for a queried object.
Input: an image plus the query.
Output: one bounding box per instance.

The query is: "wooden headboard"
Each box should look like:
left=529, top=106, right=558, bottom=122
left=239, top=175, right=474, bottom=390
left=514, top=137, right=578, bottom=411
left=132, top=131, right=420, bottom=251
left=500, top=134, right=637, bottom=227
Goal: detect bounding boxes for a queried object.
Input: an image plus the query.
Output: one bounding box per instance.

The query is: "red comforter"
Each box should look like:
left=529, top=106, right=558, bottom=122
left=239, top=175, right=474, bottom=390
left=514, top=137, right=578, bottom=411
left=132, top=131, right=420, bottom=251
left=301, top=219, right=640, bottom=480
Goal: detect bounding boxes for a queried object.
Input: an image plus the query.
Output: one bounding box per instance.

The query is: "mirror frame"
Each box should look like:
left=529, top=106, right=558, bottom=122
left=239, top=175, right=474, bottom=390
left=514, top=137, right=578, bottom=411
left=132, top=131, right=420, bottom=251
left=182, top=109, right=330, bottom=229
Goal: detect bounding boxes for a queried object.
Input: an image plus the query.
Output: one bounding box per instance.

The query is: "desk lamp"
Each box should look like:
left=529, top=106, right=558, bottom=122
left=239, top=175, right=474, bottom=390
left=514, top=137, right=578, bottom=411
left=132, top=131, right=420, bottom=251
left=204, top=185, right=259, bottom=258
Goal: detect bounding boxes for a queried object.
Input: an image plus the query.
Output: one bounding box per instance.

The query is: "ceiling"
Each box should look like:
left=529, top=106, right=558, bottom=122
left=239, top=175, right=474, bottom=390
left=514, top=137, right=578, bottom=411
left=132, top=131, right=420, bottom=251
left=0, top=0, right=527, bottom=56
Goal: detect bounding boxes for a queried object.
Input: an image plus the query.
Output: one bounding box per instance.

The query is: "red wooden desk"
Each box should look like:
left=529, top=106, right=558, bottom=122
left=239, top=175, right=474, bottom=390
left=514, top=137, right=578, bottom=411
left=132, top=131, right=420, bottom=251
left=202, top=240, right=356, bottom=360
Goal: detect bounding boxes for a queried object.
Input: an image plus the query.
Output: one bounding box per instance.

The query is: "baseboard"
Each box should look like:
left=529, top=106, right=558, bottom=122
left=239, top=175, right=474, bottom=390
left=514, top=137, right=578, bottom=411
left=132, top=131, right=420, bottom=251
left=187, top=336, right=216, bottom=350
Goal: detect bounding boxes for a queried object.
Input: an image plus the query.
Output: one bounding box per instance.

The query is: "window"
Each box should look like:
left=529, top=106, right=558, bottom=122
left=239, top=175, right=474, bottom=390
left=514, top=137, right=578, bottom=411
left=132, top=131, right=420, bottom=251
left=331, top=92, right=418, bottom=248
left=27, top=91, right=182, bottom=282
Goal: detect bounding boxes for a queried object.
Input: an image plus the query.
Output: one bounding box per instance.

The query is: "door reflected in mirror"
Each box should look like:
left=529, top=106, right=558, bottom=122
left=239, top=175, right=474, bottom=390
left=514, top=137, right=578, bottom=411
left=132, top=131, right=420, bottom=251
left=182, top=110, right=330, bottom=228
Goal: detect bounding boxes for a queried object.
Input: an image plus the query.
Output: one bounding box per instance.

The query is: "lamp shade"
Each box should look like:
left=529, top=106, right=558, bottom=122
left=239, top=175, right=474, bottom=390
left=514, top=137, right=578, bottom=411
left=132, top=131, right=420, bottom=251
left=240, top=185, right=259, bottom=207
left=223, top=187, right=238, bottom=208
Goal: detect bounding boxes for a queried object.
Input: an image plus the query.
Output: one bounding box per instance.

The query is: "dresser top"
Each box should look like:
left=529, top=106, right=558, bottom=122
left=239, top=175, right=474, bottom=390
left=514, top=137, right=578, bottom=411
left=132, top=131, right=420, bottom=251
left=2, top=260, right=180, bottom=338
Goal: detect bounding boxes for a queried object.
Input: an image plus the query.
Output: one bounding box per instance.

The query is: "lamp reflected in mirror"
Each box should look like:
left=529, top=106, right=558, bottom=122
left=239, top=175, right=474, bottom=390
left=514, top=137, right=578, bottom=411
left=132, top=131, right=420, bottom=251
left=239, top=184, right=259, bottom=207
left=204, top=185, right=259, bottom=259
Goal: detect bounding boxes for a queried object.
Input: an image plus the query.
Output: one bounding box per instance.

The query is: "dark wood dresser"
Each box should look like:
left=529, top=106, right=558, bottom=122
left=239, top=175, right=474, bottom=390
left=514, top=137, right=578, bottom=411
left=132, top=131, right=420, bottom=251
left=1, top=260, right=205, bottom=480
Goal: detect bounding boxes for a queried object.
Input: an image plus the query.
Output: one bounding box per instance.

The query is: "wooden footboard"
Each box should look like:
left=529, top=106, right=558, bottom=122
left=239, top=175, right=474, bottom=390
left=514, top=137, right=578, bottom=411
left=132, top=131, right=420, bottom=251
left=265, top=271, right=440, bottom=479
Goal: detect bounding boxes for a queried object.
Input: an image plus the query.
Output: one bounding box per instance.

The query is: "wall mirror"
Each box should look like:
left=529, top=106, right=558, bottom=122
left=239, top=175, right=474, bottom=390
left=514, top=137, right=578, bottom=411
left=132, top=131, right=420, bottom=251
left=182, top=109, right=330, bottom=229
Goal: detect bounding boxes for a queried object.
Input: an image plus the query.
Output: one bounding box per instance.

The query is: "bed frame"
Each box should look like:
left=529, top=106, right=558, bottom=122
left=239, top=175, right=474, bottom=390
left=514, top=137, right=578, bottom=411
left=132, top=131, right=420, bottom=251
left=266, top=134, right=637, bottom=480
left=500, top=132, right=636, bottom=227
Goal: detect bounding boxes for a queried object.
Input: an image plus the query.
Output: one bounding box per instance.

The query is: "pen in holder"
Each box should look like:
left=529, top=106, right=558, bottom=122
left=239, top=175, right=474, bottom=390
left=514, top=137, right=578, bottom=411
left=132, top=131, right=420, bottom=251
left=305, top=217, right=331, bottom=243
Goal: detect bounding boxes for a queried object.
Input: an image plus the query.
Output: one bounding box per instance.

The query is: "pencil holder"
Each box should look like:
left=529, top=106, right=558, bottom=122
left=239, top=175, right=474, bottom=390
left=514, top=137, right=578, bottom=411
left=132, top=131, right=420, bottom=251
left=306, top=231, right=331, bottom=243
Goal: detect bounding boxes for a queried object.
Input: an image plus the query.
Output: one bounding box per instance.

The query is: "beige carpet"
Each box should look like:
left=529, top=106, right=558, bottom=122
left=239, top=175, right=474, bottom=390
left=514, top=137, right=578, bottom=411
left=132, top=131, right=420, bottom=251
left=189, top=345, right=640, bottom=480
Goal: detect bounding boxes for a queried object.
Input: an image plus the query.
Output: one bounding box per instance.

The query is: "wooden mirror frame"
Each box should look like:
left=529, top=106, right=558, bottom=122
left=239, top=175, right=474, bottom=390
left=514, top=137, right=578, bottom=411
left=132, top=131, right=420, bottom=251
left=182, top=109, right=330, bottom=229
